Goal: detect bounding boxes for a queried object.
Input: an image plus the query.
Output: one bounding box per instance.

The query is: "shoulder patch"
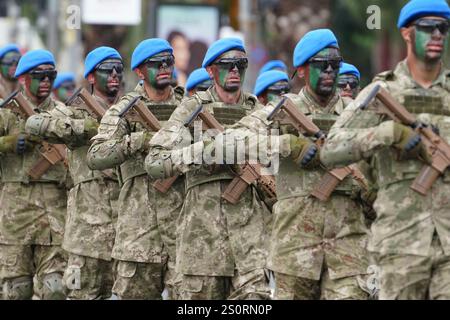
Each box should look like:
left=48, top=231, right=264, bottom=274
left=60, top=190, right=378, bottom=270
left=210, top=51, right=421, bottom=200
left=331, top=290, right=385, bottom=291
left=174, top=86, right=185, bottom=101
left=195, top=90, right=213, bottom=104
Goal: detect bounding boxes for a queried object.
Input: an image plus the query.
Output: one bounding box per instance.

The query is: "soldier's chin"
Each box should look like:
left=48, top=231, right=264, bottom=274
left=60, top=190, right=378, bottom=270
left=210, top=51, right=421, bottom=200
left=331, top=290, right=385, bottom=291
left=154, top=79, right=171, bottom=90
left=316, top=85, right=334, bottom=97
left=223, top=83, right=241, bottom=92
left=425, top=50, right=443, bottom=63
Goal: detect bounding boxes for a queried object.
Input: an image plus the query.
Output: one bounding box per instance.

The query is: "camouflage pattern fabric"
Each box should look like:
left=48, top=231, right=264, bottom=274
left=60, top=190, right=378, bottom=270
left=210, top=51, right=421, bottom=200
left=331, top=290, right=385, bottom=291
left=147, top=87, right=272, bottom=298
left=0, top=244, right=67, bottom=299
left=112, top=260, right=165, bottom=300
left=178, top=268, right=270, bottom=300
left=87, top=84, right=185, bottom=298
left=63, top=253, right=114, bottom=300
left=222, top=88, right=371, bottom=299
left=321, top=60, right=450, bottom=299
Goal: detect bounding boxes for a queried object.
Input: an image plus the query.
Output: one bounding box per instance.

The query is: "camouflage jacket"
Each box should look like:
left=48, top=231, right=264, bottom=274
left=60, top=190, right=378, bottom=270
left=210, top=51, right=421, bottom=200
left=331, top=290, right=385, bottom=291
left=87, top=84, right=185, bottom=263
left=321, top=60, right=450, bottom=256
left=228, top=88, right=369, bottom=279
left=147, top=87, right=272, bottom=276
left=0, top=92, right=68, bottom=245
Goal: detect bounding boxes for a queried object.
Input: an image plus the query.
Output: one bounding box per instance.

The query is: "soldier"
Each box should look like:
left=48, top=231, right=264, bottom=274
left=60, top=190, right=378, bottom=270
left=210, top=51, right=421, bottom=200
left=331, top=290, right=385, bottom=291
left=321, top=0, right=450, bottom=300
left=259, top=59, right=288, bottom=75
left=337, top=63, right=361, bottom=100
left=254, top=70, right=290, bottom=105
left=87, top=39, right=185, bottom=299
left=24, top=46, right=124, bottom=299
left=0, top=44, right=21, bottom=100
left=181, top=30, right=372, bottom=299
left=0, top=49, right=68, bottom=300
left=185, top=68, right=212, bottom=96
left=145, top=38, right=272, bottom=300
left=52, top=72, right=76, bottom=103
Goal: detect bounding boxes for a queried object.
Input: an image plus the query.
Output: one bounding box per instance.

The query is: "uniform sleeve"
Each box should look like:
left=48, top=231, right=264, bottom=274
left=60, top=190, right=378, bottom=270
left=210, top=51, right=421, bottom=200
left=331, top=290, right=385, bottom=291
left=320, top=82, right=397, bottom=168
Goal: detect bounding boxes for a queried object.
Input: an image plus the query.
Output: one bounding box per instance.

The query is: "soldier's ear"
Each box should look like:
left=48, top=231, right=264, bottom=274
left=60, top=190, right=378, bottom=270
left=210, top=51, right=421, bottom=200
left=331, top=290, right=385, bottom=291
left=400, top=27, right=413, bottom=45
left=18, top=75, right=27, bottom=86
left=134, top=66, right=145, bottom=80
left=297, top=66, right=305, bottom=79
left=205, top=66, right=214, bottom=79
left=87, top=73, right=95, bottom=85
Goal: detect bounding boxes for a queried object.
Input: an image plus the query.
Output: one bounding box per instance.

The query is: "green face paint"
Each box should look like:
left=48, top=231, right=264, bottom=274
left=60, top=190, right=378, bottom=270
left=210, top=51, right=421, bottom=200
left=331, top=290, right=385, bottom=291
left=94, top=71, right=110, bottom=94
left=30, top=78, right=41, bottom=96
left=0, top=51, right=20, bottom=80
left=212, top=50, right=247, bottom=92
left=414, top=29, right=430, bottom=61
left=56, top=87, right=69, bottom=101
left=0, top=65, right=9, bottom=78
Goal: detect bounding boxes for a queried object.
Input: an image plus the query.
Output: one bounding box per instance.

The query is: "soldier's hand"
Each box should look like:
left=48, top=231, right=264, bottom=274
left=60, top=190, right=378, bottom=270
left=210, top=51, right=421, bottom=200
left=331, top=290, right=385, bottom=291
left=392, top=123, right=431, bottom=163
left=0, top=133, right=39, bottom=154
left=289, top=134, right=320, bottom=168
left=83, top=118, right=99, bottom=138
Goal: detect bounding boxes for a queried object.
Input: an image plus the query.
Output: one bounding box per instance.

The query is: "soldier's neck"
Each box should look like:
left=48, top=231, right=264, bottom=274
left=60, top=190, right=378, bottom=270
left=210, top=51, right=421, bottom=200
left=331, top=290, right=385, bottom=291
left=93, top=88, right=117, bottom=107
left=144, top=82, right=171, bottom=102
left=214, top=85, right=241, bottom=104
left=406, top=55, right=442, bottom=89
left=24, top=87, right=46, bottom=106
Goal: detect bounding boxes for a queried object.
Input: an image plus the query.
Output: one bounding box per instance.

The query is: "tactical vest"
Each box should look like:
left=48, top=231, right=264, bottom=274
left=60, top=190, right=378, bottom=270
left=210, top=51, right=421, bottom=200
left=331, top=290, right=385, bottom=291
left=371, top=71, right=450, bottom=188
left=119, top=90, right=184, bottom=183
left=185, top=90, right=257, bottom=191
left=0, top=110, right=67, bottom=185
left=275, top=94, right=356, bottom=200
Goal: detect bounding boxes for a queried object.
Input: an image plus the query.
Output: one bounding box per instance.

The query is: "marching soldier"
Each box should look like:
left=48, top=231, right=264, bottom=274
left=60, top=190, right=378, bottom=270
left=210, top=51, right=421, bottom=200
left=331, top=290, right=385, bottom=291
left=87, top=39, right=185, bottom=299
left=0, top=44, right=21, bottom=100
left=145, top=38, right=272, bottom=300
left=337, top=62, right=361, bottom=100
left=25, top=46, right=124, bottom=299
left=254, top=70, right=290, bottom=105
left=0, top=49, right=68, bottom=300
left=185, top=68, right=212, bottom=96
left=52, top=72, right=76, bottom=103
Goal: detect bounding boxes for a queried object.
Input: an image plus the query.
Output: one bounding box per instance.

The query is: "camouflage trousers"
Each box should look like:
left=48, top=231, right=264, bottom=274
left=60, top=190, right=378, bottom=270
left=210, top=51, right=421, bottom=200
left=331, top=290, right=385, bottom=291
left=62, top=253, right=114, bottom=300
left=273, top=269, right=369, bottom=300
left=0, top=244, right=67, bottom=300
left=178, top=268, right=271, bottom=300
left=378, top=232, right=450, bottom=300
left=164, top=265, right=182, bottom=300
left=112, top=260, right=165, bottom=299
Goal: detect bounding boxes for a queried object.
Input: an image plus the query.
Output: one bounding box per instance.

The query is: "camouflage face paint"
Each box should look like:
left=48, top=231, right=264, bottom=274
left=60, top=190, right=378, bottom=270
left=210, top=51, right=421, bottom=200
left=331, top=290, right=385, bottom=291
left=56, top=87, right=69, bottom=102
left=414, top=29, right=430, bottom=61
left=212, top=50, right=247, bottom=92
left=30, top=78, right=41, bottom=96
left=94, top=70, right=110, bottom=93
left=142, top=52, right=173, bottom=90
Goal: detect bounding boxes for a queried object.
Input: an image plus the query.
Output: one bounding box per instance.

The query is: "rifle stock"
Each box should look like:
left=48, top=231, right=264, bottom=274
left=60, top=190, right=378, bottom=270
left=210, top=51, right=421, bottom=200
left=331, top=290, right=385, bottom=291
left=66, top=87, right=106, bottom=120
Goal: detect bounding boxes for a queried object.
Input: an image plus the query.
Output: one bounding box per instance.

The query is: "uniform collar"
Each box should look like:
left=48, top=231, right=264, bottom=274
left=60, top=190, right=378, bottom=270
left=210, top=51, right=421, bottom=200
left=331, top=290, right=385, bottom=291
left=300, top=87, right=341, bottom=114
left=22, top=89, right=53, bottom=113
left=395, top=59, right=448, bottom=89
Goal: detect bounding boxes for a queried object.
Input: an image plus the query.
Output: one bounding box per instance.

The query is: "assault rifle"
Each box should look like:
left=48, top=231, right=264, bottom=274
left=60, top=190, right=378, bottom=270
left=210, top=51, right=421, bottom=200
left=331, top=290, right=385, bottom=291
left=0, top=90, right=67, bottom=179
left=184, top=104, right=277, bottom=205
left=360, top=84, right=450, bottom=196
left=268, top=96, right=367, bottom=201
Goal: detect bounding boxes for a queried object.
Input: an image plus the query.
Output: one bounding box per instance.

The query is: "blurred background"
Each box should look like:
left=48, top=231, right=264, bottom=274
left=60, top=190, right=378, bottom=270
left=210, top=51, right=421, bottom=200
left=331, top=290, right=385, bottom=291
left=1, top=0, right=449, bottom=92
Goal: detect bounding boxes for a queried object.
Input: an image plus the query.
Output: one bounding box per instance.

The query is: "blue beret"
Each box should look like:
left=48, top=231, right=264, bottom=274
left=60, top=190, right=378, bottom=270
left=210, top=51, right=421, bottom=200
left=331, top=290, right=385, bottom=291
left=398, top=0, right=450, bottom=28
left=202, top=38, right=245, bottom=68
left=339, top=63, right=360, bottom=80
left=293, top=29, right=339, bottom=68
left=84, top=46, right=122, bottom=78
left=259, top=60, right=288, bottom=75
left=186, top=68, right=211, bottom=91
left=15, top=49, right=55, bottom=77
left=0, top=44, right=20, bottom=60
left=131, top=38, right=173, bottom=70
left=254, top=70, right=289, bottom=97
left=53, top=72, right=76, bottom=89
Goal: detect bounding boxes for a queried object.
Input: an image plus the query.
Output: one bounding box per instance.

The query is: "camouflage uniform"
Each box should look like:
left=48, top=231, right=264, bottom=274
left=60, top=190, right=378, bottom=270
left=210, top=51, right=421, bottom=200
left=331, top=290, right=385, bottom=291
left=321, top=60, right=450, bottom=299
left=87, top=84, right=185, bottom=299
left=227, top=88, right=371, bottom=299
left=146, top=87, right=272, bottom=300
left=0, top=92, right=68, bottom=300
left=29, top=94, right=120, bottom=299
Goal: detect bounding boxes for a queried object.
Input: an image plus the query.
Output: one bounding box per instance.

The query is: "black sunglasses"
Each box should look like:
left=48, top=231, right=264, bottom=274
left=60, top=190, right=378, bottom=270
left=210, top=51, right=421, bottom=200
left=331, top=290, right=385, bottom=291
left=308, top=57, right=343, bottom=71
left=213, top=58, right=249, bottom=71
left=413, top=19, right=449, bottom=35
left=95, top=62, right=124, bottom=74
left=143, top=56, right=175, bottom=69
left=266, top=84, right=290, bottom=95
left=29, top=69, right=57, bottom=81
left=337, top=79, right=359, bottom=89
left=59, top=83, right=76, bottom=91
